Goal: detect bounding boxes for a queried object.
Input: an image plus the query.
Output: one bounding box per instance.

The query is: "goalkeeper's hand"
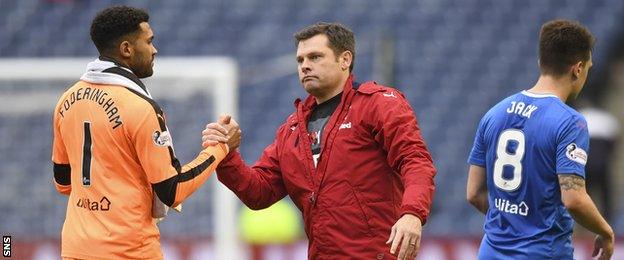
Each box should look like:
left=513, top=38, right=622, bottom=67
left=202, top=114, right=241, bottom=151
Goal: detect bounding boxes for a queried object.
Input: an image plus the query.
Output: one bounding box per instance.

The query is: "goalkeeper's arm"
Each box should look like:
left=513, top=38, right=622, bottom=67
left=53, top=163, right=72, bottom=195
left=152, top=143, right=229, bottom=207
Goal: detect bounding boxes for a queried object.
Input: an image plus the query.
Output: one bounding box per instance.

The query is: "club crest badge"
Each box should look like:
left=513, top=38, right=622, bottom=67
left=565, top=143, right=587, bottom=165
left=153, top=130, right=172, bottom=147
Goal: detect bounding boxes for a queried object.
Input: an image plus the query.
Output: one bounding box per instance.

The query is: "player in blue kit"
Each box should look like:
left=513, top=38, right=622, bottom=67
left=466, top=20, right=614, bottom=259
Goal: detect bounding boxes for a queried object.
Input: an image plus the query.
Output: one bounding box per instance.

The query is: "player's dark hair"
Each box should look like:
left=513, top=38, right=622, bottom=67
left=90, top=6, right=149, bottom=55
left=539, top=19, right=595, bottom=76
left=294, top=22, right=356, bottom=72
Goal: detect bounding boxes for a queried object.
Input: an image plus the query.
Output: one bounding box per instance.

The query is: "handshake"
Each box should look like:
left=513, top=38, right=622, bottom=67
left=201, top=114, right=242, bottom=151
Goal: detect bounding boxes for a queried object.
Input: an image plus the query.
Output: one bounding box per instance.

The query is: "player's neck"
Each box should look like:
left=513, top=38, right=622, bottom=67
left=99, top=54, right=132, bottom=71
left=528, top=75, right=573, bottom=102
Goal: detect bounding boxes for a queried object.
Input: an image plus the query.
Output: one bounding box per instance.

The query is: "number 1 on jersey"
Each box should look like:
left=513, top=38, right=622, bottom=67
left=493, top=129, right=525, bottom=191
left=82, top=121, right=92, bottom=186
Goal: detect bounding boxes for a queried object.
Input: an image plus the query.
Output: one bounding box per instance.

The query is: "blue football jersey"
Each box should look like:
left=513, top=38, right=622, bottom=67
left=468, top=91, right=589, bottom=259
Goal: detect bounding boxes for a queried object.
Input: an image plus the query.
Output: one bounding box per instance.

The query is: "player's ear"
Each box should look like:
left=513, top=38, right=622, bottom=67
left=571, top=61, right=583, bottom=80
left=339, top=50, right=352, bottom=71
left=119, top=40, right=132, bottom=59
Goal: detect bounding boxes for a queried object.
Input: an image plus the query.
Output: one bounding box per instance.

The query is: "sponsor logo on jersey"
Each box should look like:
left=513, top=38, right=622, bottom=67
left=565, top=143, right=587, bottom=165
left=76, top=196, right=110, bottom=211
left=153, top=130, right=173, bottom=147
left=339, top=122, right=351, bottom=130
left=494, top=198, right=529, bottom=216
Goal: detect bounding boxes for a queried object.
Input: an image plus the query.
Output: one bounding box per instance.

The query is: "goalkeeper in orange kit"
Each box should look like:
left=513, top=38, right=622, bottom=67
left=51, top=6, right=240, bottom=259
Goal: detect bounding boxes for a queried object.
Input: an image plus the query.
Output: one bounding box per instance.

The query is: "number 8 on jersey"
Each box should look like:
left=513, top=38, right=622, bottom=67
left=493, top=129, right=525, bottom=192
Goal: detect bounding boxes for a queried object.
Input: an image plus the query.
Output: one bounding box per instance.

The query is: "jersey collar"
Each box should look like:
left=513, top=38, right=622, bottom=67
left=521, top=90, right=558, bottom=98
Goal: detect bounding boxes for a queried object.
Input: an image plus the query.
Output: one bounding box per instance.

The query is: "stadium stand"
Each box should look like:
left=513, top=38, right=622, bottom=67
left=0, top=0, right=623, bottom=240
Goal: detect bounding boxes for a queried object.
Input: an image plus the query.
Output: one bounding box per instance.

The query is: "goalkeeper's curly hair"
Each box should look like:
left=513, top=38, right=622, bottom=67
left=90, top=5, right=149, bottom=55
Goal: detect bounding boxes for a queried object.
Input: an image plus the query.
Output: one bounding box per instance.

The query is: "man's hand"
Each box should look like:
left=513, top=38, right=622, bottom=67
left=202, top=114, right=241, bottom=151
left=223, top=115, right=242, bottom=151
left=592, top=234, right=614, bottom=260
left=386, top=214, right=422, bottom=260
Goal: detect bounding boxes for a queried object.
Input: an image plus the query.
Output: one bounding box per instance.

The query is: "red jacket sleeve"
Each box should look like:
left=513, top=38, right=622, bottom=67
left=369, top=89, right=436, bottom=224
left=216, top=125, right=288, bottom=210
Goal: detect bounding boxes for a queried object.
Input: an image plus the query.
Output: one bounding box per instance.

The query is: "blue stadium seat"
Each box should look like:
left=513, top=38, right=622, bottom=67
left=0, top=0, right=623, bottom=237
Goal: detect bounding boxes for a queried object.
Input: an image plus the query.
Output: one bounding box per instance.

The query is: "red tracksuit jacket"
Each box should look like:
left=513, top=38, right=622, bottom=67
left=217, top=75, right=436, bottom=259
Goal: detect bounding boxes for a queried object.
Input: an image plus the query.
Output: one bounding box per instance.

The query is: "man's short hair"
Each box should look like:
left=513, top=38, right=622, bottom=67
left=90, top=6, right=149, bottom=55
left=539, top=19, right=595, bottom=76
left=294, top=22, right=356, bottom=72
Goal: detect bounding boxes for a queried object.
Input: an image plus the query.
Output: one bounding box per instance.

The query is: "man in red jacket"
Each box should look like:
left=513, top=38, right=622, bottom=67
left=203, top=22, right=436, bottom=259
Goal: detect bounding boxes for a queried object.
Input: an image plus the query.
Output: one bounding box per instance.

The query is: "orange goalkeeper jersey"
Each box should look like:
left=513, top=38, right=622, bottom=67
left=52, top=69, right=227, bottom=259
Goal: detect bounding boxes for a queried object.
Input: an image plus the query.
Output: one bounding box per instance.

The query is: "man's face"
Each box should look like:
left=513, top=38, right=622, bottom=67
left=128, top=22, right=157, bottom=78
left=296, top=34, right=346, bottom=97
